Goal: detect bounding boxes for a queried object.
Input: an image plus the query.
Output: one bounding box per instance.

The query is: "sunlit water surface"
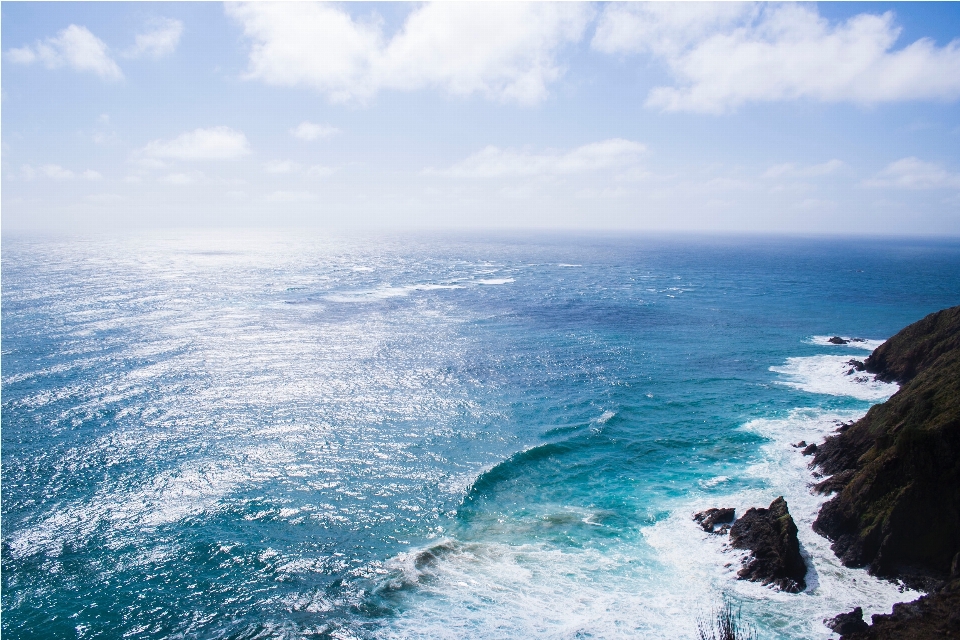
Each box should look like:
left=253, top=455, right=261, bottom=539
left=4, top=231, right=960, bottom=639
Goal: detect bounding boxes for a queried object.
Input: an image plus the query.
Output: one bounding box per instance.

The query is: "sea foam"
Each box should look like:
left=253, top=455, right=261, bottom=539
left=377, top=342, right=914, bottom=639
left=770, top=355, right=898, bottom=401
left=380, top=407, right=919, bottom=639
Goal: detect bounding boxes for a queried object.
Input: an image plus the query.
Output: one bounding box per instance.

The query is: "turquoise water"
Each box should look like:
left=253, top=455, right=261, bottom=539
left=3, top=232, right=959, bottom=639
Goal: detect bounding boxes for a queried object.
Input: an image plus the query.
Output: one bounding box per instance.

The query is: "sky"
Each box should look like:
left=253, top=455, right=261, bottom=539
left=2, top=1, right=960, bottom=235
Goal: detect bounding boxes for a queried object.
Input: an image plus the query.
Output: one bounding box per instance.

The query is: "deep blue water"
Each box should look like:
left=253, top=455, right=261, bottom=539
left=3, top=232, right=959, bottom=639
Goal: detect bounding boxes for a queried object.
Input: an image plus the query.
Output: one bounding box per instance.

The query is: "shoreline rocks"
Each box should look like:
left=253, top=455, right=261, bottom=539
left=729, top=497, right=807, bottom=593
left=694, top=507, right=735, bottom=534
left=826, top=607, right=869, bottom=635
left=812, top=305, right=960, bottom=591
left=812, top=306, right=960, bottom=637
left=838, top=583, right=960, bottom=639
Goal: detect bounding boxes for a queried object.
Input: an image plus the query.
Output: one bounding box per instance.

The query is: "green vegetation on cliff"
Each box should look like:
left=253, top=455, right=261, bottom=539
left=813, top=305, right=960, bottom=589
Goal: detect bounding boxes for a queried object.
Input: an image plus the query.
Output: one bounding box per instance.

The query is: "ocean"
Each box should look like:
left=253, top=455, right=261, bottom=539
left=3, top=231, right=960, bottom=639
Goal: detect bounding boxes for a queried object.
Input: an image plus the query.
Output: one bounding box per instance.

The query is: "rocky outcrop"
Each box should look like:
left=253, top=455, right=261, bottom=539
left=812, top=305, right=960, bottom=590
left=694, top=507, right=735, bottom=534
left=826, top=607, right=869, bottom=635
left=729, top=497, right=807, bottom=592
left=847, top=359, right=866, bottom=373
left=839, top=582, right=960, bottom=639
left=863, top=306, right=960, bottom=383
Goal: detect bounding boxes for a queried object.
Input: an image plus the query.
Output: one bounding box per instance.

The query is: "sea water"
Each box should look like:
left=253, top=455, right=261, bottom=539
left=3, top=231, right=959, bottom=639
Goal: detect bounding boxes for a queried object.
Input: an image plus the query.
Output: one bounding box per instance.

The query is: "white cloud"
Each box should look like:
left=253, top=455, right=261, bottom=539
left=264, top=160, right=300, bottom=174
left=263, top=160, right=336, bottom=178
left=128, top=18, right=183, bottom=59
left=27, top=164, right=67, bottom=179
left=593, top=2, right=755, bottom=58
left=763, top=159, right=844, bottom=178
left=15, top=164, right=102, bottom=181
left=593, top=4, right=960, bottom=113
left=291, top=121, right=340, bottom=141
left=306, top=165, right=335, bottom=178
left=160, top=170, right=204, bottom=185
left=427, top=139, right=646, bottom=178
left=93, top=131, right=120, bottom=145
left=86, top=193, right=123, bottom=204
left=264, top=190, right=317, bottom=202
left=226, top=2, right=592, bottom=104
left=864, top=157, right=960, bottom=189
left=140, top=127, right=251, bottom=161
left=574, top=186, right=635, bottom=200
left=7, top=25, right=123, bottom=81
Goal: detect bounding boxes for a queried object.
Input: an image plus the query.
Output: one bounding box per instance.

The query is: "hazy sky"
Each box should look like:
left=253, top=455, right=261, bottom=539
left=3, top=2, right=960, bottom=234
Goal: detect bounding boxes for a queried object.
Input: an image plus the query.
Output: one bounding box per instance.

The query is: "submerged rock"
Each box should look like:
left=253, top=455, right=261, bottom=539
left=825, top=607, right=869, bottom=635
left=694, top=507, right=735, bottom=534
left=729, top=497, right=807, bottom=592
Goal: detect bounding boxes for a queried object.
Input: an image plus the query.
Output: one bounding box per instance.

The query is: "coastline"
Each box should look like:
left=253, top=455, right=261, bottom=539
left=685, top=309, right=960, bottom=638
left=809, top=306, right=960, bottom=638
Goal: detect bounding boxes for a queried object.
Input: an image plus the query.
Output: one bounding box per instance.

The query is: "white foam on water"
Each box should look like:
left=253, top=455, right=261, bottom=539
left=808, top=336, right=885, bottom=351
left=7, top=443, right=290, bottom=559
left=378, top=407, right=921, bottom=639
left=596, top=410, right=616, bottom=424
left=476, top=278, right=514, bottom=285
left=699, top=475, right=730, bottom=489
left=735, top=409, right=922, bottom=629
left=382, top=539, right=702, bottom=640
left=324, top=283, right=465, bottom=302
left=770, top=355, right=898, bottom=401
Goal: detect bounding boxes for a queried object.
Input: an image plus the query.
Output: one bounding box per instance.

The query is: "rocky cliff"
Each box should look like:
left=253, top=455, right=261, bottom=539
left=812, top=305, right=960, bottom=590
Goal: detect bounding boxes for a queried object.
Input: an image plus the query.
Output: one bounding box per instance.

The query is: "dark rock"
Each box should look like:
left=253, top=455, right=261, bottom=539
left=694, top=507, right=735, bottom=534
left=802, top=443, right=818, bottom=456
left=792, top=440, right=807, bottom=448
left=812, top=468, right=855, bottom=495
left=825, top=607, right=868, bottom=635
left=846, top=359, right=866, bottom=375
left=729, top=497, right=807, bottom=592
left=829, top=336, right=850, bottom=344
left=839, top=585, right=960, bottom=639
left=812, top=305, right=960, bottom=589
left=863, top=306, right=960, bottom=383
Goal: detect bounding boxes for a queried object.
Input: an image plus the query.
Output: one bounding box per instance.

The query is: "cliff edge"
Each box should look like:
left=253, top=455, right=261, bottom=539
left=811, top=305, right=960, bottom=637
